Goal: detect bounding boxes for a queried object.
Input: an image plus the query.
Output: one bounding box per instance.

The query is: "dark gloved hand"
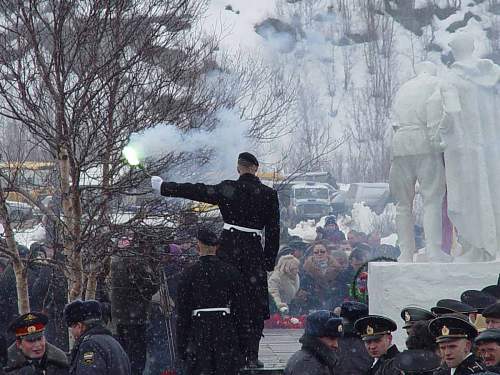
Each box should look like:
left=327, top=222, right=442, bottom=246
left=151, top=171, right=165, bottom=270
left=264, top=259, right=275, bottom=272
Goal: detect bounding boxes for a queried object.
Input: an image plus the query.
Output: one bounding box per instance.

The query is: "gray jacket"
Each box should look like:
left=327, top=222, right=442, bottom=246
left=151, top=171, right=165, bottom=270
left=284, top=335, right=338, bottom=375
left=69, top=324, right=130, bottom=375
left=4, top=342, right=68, bottom=375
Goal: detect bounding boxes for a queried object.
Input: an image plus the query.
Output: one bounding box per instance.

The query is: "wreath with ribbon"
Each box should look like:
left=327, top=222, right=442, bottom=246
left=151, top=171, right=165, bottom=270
left=349, top=256, right=397, bottom=304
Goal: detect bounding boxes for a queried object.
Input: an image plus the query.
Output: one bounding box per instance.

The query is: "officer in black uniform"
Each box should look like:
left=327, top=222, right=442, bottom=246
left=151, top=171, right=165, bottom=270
left=431, top=299, right=476, bottom=318
left=151, top=152, right=280, bottom=368
left=334, top=301, right=372, bottom=375
left=461, top=290, right=497, bottom=314
left=64, top=300, right=131, bottom=375
left=400, top=307, right=435, bottom=335
left=482, top=275, right=500, bottom=301
left=176, top=227, right=250, bottom=375
left=4, top=312, right=68, bottom=374
left=475, top=329, right=500, bottom=373
left=428, top=314, right=487, bottom=375
left=354, top=315, right=400, bottom=375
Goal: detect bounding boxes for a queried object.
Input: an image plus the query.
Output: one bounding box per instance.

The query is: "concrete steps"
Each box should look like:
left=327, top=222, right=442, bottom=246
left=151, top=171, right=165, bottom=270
left=239, top=328, right=303, bottom=374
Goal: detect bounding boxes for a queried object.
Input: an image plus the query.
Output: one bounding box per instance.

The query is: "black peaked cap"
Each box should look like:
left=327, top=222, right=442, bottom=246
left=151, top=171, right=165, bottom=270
left=238, top=152, right=259, bottom=166
left=197, top=227, right=219, bottom=246
left=428, top=315, right=478, bottom=343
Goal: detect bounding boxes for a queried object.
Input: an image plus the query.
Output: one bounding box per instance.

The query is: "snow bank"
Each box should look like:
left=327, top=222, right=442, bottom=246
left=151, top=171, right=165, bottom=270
left=14, top=224, right=45, bottom=248
left=288, top=220, right=318, bottom=242
left=288, top=203, right=398, bottom=242
left=341, top=203, right=397, bottom=237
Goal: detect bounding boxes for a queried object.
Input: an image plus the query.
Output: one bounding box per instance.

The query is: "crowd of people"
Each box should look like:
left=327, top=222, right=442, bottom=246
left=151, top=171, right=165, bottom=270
left=284, top=291, right=500, bottom=375
left=1, top=152, right=499, bottom=375
left=268, top=216, right=400, bottom=316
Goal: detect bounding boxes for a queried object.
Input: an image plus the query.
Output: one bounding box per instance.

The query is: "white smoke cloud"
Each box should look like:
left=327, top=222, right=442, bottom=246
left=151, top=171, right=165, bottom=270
left=125, top=108, right=255, bottom=182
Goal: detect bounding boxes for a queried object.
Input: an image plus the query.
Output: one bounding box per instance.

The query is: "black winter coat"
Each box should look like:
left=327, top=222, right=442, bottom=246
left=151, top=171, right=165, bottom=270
left=176, top=256, right=250, bottom=375
left=69, top=324, right=131, bottom=375
left=110, top=250, right=159, bottom=325
left=4, top=342, right=69, bottom=375
left=160, top=173, right=280, bottom=320
left=433, top=354, right=488, bottom=375
left=335, top=328, right=372, bottom=375
left=284, top=335, right=339, bottom=375
left=367, top=344, right=400, bottom=375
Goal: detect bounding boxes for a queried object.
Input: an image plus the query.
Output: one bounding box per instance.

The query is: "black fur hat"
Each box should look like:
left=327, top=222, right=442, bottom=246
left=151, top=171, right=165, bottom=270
left=63, top=300, right=102, bottom=326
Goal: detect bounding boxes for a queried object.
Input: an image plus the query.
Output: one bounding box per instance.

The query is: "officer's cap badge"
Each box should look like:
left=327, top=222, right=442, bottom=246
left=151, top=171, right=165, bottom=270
left=366, top=325, right=374, bottom=335
left=338, top=324, right=343, bottom=333
left=24, top=314, right=36, bottom=321
left=27, top=326, right=36, bottom=334
left=442, top=325, right=450, bottom=336
left=405, top=311, right=411, bottom=322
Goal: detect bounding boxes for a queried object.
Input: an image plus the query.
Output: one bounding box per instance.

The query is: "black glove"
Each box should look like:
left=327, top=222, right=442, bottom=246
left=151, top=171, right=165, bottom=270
left=264, top=259, right=275, bottom=272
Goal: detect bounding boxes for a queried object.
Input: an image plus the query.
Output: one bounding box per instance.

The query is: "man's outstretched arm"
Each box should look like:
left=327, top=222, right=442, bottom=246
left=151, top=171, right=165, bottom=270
left=152, top=176, right=223, bottom=205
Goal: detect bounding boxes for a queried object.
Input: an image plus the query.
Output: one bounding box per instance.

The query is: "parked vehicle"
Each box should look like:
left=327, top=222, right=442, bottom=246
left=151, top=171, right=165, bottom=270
left=6, top=201, right=34, bottom=222
left=284, top=181, right=335, bottom=225
left=331, top=183, right=392, bottom=215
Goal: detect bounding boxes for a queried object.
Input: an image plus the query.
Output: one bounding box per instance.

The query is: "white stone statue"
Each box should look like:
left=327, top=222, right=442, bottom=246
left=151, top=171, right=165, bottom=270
left=441, top=32, right=500, bottom=262
left=390, top=61, right=452, bottom=263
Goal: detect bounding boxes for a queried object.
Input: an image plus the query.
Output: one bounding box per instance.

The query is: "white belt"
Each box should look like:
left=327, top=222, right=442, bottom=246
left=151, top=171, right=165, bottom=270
left=223, top=223, right=263, bottom=236
left=192, top=307, right=231, bottom=317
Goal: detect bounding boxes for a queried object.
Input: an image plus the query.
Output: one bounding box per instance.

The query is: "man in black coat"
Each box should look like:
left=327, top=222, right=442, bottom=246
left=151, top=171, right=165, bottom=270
left=4, top=312, right=69, bottom=375
left=64, top=300, right=131, bottom=375
left=428, top=315, right=488, bottom=375
left=176, top=227, right=250, bottom=375
left=110, top=236, right=159, bottom=375
left=335, top=302, right=372, bottom=375
left=151, top=151, right=280, bottom=367
left=354, top=315, right=400, bottom=375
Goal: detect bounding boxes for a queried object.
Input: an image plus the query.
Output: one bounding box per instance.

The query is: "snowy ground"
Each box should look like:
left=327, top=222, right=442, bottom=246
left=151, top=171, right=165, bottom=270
left=14, top=224, right=45, bottom=248
left=288, top=202, right=398, bottom=244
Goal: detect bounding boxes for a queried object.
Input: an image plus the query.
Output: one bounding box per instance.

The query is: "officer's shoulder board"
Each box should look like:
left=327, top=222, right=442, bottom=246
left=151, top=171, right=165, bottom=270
left=81, top=351, right=95, bottom=365
left=467, top=361, right=485, bottom=373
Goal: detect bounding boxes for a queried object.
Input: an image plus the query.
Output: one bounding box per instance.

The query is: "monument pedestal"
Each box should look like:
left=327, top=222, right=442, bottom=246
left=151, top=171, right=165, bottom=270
left=368, top=261, right=500, bottom=348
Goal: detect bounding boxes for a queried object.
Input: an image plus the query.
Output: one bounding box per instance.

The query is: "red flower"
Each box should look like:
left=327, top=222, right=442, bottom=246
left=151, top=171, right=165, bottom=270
left=359, top=286, right=367, bottom=293
left=359, top=272, right=368, bottom=280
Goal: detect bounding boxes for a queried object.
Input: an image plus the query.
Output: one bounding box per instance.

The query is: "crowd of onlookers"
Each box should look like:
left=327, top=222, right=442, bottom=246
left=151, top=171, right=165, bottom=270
left=0, top=213, right=400, bottom=374
left=268, top=216, right=400, bottom=316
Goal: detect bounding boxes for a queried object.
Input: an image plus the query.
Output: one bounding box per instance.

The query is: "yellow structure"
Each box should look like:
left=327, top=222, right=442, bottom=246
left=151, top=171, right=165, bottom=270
left=0, top=161, right=56, bottom=202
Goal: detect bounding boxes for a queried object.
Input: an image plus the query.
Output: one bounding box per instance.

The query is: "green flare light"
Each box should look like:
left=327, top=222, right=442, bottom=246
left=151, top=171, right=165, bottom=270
left=123, top=146, right=140, bottom=166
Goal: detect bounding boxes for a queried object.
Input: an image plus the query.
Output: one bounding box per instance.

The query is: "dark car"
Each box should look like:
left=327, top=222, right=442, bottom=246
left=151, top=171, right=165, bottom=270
left=331, top=183, right=392, bottom=215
